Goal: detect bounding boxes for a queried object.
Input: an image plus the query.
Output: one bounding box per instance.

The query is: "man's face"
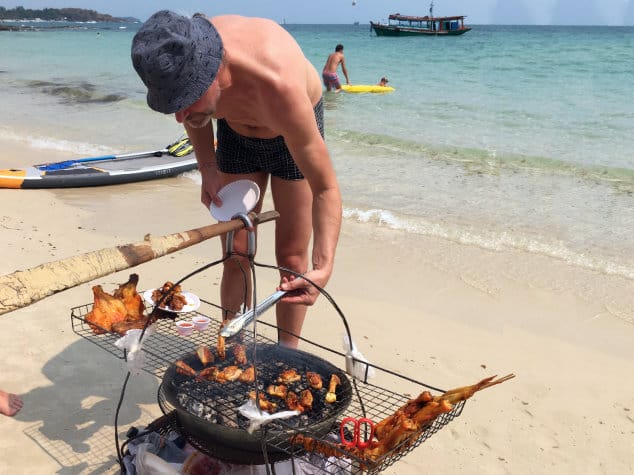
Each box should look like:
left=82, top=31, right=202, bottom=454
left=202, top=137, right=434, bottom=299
left=174, top=80, right=221, bottom=128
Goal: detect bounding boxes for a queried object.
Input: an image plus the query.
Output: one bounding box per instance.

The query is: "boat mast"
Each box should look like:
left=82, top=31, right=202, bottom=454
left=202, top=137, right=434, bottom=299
left=429, top=1, right=434, bottom=18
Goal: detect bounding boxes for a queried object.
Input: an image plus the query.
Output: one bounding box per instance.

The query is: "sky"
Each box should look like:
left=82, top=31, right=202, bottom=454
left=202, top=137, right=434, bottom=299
left=4, top=0, right=634, bottom=25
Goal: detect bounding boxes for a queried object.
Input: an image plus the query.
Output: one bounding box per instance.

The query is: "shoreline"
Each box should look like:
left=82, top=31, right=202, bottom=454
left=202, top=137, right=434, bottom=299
left=0, top=145, right=633, bottom=474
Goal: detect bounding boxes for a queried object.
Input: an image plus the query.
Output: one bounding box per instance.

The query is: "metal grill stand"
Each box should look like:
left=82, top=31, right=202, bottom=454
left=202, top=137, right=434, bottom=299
left=70, top=217, right=465, bottom=474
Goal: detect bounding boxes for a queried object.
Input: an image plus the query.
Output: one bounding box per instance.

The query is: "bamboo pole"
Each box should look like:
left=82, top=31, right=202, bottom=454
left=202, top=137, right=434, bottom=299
left=0, top=210, right=278, bottom=315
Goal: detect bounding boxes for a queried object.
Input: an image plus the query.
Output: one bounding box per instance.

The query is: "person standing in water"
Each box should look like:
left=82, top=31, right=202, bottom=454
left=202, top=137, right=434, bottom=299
left=322, top=44, right=350, bottom=92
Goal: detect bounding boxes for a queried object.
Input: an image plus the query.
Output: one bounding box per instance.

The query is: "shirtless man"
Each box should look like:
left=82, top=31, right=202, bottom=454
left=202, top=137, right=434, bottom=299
left=0, top=389, right=23, bottom=417
left=322, top=44, right=350, bottom=92
left=132, top=11, right=342, bottom=348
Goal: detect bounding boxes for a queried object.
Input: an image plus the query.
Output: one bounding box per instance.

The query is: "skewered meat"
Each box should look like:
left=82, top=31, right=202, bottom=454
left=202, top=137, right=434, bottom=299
left=291, top=374, right=516, bottom=464
left=238, top=366, right=255, bottom=383
left=277, top=368, right=301, bottom=384
left=196, top=345, right=214, bottom=365
left=433, top=374, right=516, bottom=405
left=291, top=434, right=349, bottom=459
left=306, top=371, right=323, bottom=390
left=325, top=374, right=340, bottom=403
left=113, top=274, right=145, bottom=320
left=266, top=384, right=288, bottom=399
left=175, top=360, right=198, bottom=377
left=233, top=344, right=247, bottom=365
left=85, top=285, right=127, bottom=334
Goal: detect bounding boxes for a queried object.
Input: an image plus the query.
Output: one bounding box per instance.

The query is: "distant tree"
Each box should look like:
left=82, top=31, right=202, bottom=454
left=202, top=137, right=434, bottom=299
left=0, top=6, right=127, bottom=22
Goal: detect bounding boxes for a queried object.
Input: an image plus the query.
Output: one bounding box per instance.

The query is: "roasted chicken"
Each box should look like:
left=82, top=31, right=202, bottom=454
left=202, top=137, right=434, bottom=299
left=113, top=274, right=145, bottom=320
left=85, top=285, right=127, bottom=334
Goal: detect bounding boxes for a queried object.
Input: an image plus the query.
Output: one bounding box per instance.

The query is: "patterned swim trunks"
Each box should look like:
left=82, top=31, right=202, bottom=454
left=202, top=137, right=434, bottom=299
left=322, top=71, right=340, bottom=89
left=215, top=98, right=324, bottom=180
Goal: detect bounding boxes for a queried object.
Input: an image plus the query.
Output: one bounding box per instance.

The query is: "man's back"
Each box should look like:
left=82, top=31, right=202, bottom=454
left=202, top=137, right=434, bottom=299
left=323, top=51, right=344, bottom=74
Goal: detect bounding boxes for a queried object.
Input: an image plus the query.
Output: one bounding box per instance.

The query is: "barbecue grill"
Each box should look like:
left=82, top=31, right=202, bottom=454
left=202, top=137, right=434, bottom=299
left=71, top=295, right=465, bottom=473
left=160, top=343, right=354, bottom=464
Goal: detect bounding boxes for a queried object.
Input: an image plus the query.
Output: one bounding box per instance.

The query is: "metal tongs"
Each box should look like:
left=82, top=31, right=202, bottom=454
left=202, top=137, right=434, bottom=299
left=219, top=290, right=286, bottom=338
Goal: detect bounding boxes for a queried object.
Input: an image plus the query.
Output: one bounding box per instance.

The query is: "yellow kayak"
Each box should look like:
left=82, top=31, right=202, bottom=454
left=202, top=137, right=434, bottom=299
left=341, top=84, right=395, bottom=94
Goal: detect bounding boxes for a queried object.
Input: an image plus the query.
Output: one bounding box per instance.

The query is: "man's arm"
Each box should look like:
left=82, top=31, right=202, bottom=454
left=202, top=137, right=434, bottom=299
left=272, top=90, right=342, bottom=304
left=340, top=56, right=350, bottom=84
left=184, top=121, right=220, bottom=209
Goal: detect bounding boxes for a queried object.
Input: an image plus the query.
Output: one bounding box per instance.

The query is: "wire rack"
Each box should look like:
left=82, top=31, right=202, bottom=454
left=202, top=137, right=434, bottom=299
left=71, top=297, right=465, bottom=474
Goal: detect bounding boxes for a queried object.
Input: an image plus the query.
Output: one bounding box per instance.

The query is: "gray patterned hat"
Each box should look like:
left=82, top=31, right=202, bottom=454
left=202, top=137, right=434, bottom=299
left=131, top=10, right=223, bottom=114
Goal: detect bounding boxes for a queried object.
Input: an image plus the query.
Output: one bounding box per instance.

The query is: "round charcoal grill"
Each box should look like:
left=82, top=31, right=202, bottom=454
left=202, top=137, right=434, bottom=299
left=160, top=343, right=353, bottom=464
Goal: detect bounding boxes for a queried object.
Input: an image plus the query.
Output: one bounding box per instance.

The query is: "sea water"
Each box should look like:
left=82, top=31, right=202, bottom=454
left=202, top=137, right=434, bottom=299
left=2, top=22, right=634, bottom=283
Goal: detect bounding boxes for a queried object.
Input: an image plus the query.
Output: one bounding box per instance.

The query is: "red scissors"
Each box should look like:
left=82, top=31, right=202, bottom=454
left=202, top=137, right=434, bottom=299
left=339, top=417, right=375, bottom=449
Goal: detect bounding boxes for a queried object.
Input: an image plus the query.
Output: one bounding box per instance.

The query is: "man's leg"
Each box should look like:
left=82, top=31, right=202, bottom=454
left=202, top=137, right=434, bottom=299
left=271, top=177, right=313, bottom=348
left=218, top=172, right=268, bottom=320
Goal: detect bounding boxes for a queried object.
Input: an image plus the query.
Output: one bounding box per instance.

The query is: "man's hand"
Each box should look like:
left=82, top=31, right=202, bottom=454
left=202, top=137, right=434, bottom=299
left=278, top=270, right=329, bottom=306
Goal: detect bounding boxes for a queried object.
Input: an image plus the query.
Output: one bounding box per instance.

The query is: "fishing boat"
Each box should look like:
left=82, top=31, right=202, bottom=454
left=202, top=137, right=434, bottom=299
left=370, top=1, right=471, bottom=37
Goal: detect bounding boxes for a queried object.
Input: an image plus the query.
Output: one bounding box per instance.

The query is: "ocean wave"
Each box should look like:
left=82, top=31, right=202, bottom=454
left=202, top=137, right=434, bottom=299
left=0, top=127, right=112, bottom=156
left=342, top=207, right=634, bottom=281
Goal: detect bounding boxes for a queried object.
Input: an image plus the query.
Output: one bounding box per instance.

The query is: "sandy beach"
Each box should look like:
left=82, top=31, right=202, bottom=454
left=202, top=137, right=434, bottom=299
left=1, top=143, right=633, bottom=475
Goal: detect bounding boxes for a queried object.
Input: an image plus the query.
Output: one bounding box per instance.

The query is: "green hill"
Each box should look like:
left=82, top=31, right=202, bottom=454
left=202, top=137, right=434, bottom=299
left=0, top=6, right=134, bottom=22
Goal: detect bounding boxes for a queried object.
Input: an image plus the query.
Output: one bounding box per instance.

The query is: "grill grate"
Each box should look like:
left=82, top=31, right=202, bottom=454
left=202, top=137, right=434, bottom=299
left=71, top=298, right=465, bottom=473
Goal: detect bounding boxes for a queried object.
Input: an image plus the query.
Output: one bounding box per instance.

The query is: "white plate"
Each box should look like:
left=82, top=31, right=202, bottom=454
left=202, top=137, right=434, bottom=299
left=210, top=179, right=260, bottom=222
left=143, top=289, right=201, bottom=313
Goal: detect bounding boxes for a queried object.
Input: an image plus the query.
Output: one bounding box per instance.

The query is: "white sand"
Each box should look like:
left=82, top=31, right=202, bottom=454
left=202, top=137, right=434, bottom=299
left=0, top=143, right=632, bottom=474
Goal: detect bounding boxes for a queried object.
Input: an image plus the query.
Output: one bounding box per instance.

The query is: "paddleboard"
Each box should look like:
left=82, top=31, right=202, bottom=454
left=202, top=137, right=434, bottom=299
left=341, top=84, right=395, bottom=93
left=0, top=137, right=197, bottom=189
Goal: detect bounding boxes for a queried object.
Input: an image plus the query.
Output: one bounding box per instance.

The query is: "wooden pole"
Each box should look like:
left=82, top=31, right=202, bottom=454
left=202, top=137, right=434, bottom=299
left=0, top=210, right=278, bottom=315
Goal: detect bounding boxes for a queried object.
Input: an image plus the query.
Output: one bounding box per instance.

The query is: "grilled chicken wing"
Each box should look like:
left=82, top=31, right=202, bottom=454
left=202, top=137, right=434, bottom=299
left=249, top=390, right=278, bottom=413
left=199, top=366, right=219, bottom=381
left=266, top=384, right=288, bottom=399
left=325, top=374, right=341, bottom=403
left=196, top=345, right=215, bottom=365
left=233, top=343, right=248, bottom=365
left=277, top=368, right=301, bottom=384
left=306, top=371, right=323, bottom=390
left=216, top=365, right=243, bottom=383
left=175, top=360, right=198, bottom=377
left=238, top=366, right=255, bottom=383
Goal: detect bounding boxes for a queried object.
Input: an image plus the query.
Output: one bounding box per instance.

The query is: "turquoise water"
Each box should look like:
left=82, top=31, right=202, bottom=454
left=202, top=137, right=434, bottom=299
left=2, top=22, right=634, bottom=279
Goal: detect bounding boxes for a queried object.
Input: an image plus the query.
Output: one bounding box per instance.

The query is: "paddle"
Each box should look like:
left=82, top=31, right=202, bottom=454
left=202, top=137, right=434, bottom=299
left=35, top=135, right=193, bottom=171
left=0, top=210, right=279, bottom=315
